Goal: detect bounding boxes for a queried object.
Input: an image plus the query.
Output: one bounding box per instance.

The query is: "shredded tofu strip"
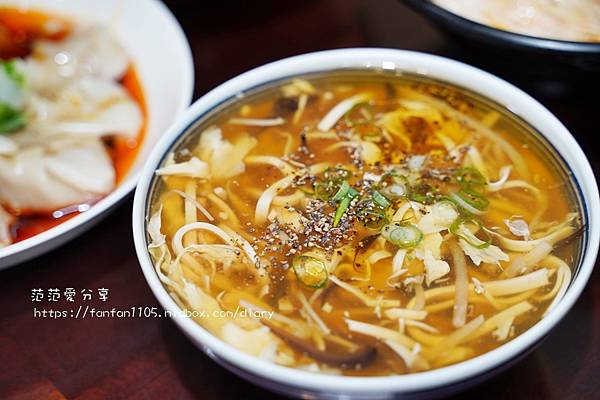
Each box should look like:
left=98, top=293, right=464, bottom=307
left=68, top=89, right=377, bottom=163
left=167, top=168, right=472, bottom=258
left=407, top=268, right=551, bottom=309
left=171, top=222, right=262, bottom=275
left=239, top=299, right=310, bottom=337
left=228, top=117, right=285, bottom=126
left=183, top=181, right=198, bottom=245
left=465, top=146, right=489, bottom=179
left=384, top=339, right=428, bottom=370
left=293, top=93, right=308, bottom=124
left=171, top=189, right=215, bottom=222
left=317, top=93, right=371, bottom=131
left=255, top=176, right=294, bottom=225
left=325, top=140, right=382, bottom=165
left=424, top=315, right=484, bottom=358
left=245, top=155, right=295, bottom=175
left=297, top=291, right=330, bottom=335
left=367, top=250, right=393, bottom=265
left=148, top=206, right=166, bottom=248
left=483, top=268, right=550, bottom=296
left=272, top=191, right=305, bottom=207
left=207, top=193, right=240, bottom=225
left=411, top=283, right=426, bottom=310
left=488, top=225, right=575, bottom=253
left=486, top=165, right=512, bottom=191
left=456, top=223, right=509, bottom=266
left=542, top=256, right=572, bottom=317
left=155, top=157, right=209, bottom=178
left=0, top=135, right=17, bottom=156
left=387, top=249, right=407, bottom=286
left=504, top=240, right=553, bottom=277
left=468, top=301, right=533, bottom=341
left=450, top=241, right=469, bottom=328
left=403, top=319, right=439, bottom=333
left=346, top=319, right=416, bottom=348
left=330, top=275, right=401, bottom=308
left=384, top=308, right=427, bottom=320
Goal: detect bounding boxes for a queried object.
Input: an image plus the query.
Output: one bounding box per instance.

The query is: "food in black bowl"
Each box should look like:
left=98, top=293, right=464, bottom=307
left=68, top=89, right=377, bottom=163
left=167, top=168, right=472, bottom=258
left=402, top=0, right=600, bottom=94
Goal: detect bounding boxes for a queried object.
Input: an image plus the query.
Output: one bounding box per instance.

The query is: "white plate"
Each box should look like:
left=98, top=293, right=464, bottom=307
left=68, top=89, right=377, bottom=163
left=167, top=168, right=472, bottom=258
left=133, top=49, right=599, bottom=399
left=0, top=0, right=194, bottom=269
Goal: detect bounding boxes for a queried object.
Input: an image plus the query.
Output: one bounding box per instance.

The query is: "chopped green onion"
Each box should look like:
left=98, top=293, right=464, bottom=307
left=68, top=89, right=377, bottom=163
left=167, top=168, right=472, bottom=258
left=313, top=182, right=334, bottom=201
left=454, top=167, right=486, bottom=189
left=333, top=197, right=351, bottom=227
left=381, top=184, right=405, bottom=199
left=299, top=187, right=315, bottom=196
left=333, top=187, right=358, bottom=227
left=332, top=180, right=351, bottom=201
left=378, top=171, right=408, bottom=199
left=408, top=182, right=438, bottom=204
left=0, top=103, right=25, bottom=133
left=372, top=190, right=391, bottom=208
left=2, top=60, right=25, bottom=87
left=0, top=59, right=26, bottom=133
left=364, top=211, right=388, bottom=230
left=356, top=190, right=391, bottom=230
left=382, top=222, right=423, bottom=249
left=356, top=196, right=389, bottom=230
left=451, top=167, right=489, bottom=213
left=313, top=168, right=353, bottom=201
left=292, top=255, right=328, bottom=288
left=449, top=218, right=491, bottom=249
left=457, top=189, right=489, bottom=211
left=324, top=167, right=352, bottom=181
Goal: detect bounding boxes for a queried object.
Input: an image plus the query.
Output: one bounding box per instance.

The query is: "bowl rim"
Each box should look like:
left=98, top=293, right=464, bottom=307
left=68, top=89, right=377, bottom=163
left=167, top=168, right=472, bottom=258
left=0, top=0, right=195, bottom=269
left=402, top=0, right=600, bottom=54
left=132, top=48, right=599, bottom=394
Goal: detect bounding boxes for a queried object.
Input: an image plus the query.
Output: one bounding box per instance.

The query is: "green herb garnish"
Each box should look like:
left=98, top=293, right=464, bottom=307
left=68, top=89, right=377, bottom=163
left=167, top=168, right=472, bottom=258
left=407, top=182, right=439, bottom=204
left=449, top=166, right=490, bottom=212
left=357, top=199, right=389, bottom=230
left=313, top=167, right=352, bottom=201
left=0, top=59, right=26, bottom=134
left=454, top=166, right=486, bottom=189
left=3, top=60, right=25, bottom=87
left=292, top=255, right=328, bottom=288
left=382, top=222, right=423, bottom=249
left=372, top=190, right=391, bottom=208
left=333, top=186, right=359, bottom=227
left=456, top=188, right=490, bottom=211
left=0, top=103, right=25, bottom=133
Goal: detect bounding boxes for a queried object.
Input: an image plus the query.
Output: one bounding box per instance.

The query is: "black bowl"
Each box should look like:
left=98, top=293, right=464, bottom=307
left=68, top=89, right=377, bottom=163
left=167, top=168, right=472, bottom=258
left=402, top=0, right=600, bottom=87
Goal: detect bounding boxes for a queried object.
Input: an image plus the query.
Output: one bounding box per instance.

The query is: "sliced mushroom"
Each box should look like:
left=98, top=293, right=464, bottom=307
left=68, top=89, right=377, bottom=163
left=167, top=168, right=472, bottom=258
left=261, top=318, right=376, bottom=367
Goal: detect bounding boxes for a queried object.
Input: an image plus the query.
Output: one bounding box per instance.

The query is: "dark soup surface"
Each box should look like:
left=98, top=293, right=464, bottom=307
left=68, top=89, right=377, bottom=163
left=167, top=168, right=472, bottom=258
left=146, top=71, right=582, bottom=376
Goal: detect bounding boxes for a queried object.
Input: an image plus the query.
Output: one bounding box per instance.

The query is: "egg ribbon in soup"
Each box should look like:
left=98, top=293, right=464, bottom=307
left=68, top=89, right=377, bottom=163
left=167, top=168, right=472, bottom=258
left=0, top=8, right=145, bottom=247
left=147, top=74, right=581, bottom=376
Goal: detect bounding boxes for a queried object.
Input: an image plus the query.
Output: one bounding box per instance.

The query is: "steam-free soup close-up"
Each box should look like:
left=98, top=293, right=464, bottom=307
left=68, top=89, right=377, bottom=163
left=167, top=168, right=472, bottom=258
left=146, top=73, right=581, bottom=376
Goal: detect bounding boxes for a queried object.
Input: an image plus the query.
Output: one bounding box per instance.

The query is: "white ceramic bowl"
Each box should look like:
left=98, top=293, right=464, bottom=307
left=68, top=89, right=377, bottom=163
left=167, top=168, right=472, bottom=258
left=132, top=48, right=599, bottom=399
left=0, top=0, right=194, bottom=269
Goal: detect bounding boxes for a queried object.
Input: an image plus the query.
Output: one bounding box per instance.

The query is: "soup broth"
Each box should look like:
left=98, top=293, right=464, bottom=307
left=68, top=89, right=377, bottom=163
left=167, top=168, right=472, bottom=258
left=146, top=71, right=582, bottom=376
